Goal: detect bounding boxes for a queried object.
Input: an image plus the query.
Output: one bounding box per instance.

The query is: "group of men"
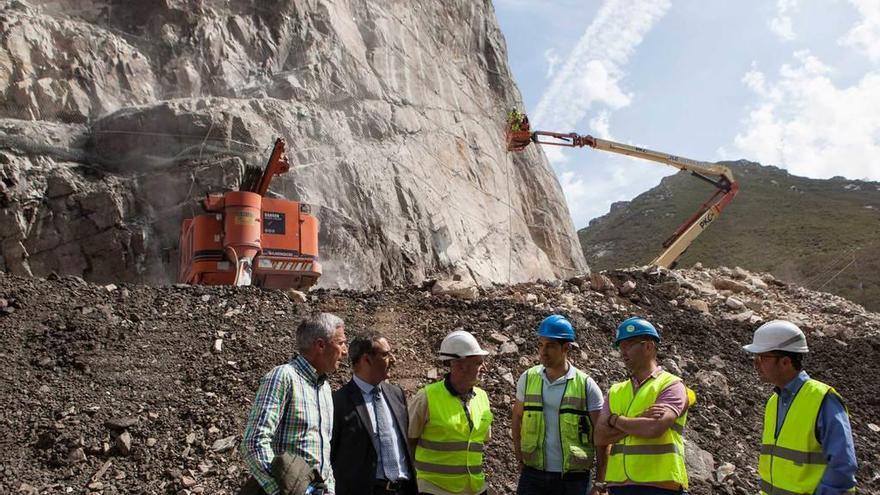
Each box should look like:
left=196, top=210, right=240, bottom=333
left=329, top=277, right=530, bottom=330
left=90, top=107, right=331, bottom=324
left=239, top=312, right=858, bottom=495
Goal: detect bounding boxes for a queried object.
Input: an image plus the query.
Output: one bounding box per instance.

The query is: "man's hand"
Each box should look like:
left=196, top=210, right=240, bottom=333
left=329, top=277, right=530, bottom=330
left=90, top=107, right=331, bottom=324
left=640, top=405, right=669, bottom=420
left=511, top=400, right=525, bottom=471
left=590, top=481, right=608, bottom=495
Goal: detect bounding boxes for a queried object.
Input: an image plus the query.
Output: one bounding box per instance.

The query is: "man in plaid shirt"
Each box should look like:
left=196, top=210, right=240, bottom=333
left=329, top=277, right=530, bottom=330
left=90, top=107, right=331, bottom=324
left=241, top=313, right=349, bottom=494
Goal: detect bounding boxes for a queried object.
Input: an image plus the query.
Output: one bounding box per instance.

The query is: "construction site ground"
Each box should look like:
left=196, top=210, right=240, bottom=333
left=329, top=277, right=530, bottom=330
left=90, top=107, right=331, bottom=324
left=1, top=267, right=879, bottom=494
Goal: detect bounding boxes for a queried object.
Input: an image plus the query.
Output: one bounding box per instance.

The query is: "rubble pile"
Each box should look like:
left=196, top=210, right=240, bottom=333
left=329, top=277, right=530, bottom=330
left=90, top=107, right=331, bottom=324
left=1, top=265, right=879, bottom=494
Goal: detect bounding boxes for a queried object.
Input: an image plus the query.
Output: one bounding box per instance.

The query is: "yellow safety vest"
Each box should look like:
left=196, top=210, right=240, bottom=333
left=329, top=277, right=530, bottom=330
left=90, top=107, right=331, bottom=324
left=414, top=380, right=492, bottom=493
left=605, top=370, right=695, bottom=490
left=520, top=365, right=595, bottom=473
left=759, top=379, right=853, bottom=495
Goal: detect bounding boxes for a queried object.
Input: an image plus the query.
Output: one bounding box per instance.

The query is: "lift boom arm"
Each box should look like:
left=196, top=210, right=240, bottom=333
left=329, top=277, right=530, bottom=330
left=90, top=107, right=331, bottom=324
left=507, top=118, right=739, bottom=268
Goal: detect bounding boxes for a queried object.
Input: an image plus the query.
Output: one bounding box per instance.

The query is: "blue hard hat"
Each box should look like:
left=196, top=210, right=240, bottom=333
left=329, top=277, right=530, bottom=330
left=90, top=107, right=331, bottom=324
left=614, top=317, right=660, bottom=347
left=538, top=315, right=576, bottom=342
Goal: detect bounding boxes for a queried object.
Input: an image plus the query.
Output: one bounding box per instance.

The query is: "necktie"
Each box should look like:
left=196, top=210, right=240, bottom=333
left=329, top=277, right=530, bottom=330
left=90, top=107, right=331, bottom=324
left=372, top=387, right=402, bottom=480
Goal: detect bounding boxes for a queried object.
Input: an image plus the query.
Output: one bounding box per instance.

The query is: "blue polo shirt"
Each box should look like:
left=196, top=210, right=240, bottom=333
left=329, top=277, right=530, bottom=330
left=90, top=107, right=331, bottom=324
left=516, top=363, right=603, bottom=472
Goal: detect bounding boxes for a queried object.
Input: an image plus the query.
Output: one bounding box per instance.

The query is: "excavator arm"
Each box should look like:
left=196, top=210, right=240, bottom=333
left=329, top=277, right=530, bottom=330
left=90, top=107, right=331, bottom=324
left=507, top=115, right=739, bottom=268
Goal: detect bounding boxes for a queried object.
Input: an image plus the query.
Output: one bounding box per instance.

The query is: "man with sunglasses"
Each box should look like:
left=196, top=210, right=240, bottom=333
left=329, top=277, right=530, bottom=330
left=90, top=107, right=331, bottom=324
left=743, top=320, right=857, bottom=495
left=594, top=317, right=695, bottom=495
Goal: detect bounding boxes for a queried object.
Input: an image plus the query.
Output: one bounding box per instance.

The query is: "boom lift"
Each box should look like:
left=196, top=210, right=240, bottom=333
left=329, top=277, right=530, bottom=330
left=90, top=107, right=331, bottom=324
left=177, top=138, right=322, bottom=289
left=506, top=112, right=739, bottom=268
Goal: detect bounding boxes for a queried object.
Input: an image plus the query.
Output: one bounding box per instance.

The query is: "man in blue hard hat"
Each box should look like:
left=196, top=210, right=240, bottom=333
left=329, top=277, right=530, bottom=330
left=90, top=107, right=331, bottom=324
left=593, top=317, right=696, bottom=495
left=512, top=315, right=608, bottom=495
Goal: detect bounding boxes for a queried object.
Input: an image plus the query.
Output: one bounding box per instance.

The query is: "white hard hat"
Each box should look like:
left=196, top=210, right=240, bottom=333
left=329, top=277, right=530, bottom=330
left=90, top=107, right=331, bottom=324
left=742, top=320, right=809, bottom=354
left=439, top=330, right=489, bottom=361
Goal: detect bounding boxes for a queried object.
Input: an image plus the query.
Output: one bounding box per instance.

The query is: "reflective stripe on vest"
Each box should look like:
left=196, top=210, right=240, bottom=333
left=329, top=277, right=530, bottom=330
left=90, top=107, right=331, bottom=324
left=759, top=379, right=853, bottom=495
left=520, top=365, right=595, bottom=473
left=414, top=381, right=492, bottom=493
left=419, top=438, right=485, bottom=452
left=605, top=370, right=695, bottom=490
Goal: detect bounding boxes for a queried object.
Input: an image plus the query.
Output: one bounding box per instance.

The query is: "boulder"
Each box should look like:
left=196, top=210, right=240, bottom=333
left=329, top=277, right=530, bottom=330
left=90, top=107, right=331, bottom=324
left=431, top=280, right=478, bottom=300
left=285, top=289, right=307, bottom=304
left=725, top=297, right=744, bottom=310
left=684, top=299, right=710, bottom=314
left=684, top=440, right=715, bottom=482
left=713, top=278, right=750, bottom=293
left=618, top=280, right=637, bottom=296
left=695, top=370, right=730, bottom=397
left=210, top=436, right=237, bottom=453
left=116, top=431, right=132, bottom=456
left=716, top=462, right=736, bottom=482
left=590, top=273, right=616, bottom=292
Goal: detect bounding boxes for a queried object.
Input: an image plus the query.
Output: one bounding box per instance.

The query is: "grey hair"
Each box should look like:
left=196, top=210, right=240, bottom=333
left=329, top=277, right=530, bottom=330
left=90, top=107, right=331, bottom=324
left=296, top=313, right=344, bottom=352
left=349, top=330, right=385, bottom=366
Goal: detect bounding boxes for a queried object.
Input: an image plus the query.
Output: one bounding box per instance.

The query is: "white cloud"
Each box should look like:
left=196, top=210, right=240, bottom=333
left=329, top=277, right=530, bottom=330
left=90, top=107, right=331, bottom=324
left=543, top=145, right=568, bottom=165
left=531, top=0, right=671, bottom=133
left=769, top=0, right=799, bottom=41
left=544, top=48, right=560, bottom=79
left=742, top=63, right=769, bottom=96
left=589, top=110, right=612, bottom=139
left=731, top=51, right=880, bottom=181
left=559, top=155, right=673, bottom=228
left=525, top=0, right=671, bottom=228
left=839, top=0, right=880, bottom=61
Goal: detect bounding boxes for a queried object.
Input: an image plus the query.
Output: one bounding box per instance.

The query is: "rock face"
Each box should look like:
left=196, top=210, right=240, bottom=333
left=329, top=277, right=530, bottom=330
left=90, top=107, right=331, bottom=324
left=0, top=0, right=588, bottom=288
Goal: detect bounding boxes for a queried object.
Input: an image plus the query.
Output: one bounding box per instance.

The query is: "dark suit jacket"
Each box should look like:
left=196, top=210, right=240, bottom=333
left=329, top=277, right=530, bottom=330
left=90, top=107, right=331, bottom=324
left=331, top=379, right=417, bottom=495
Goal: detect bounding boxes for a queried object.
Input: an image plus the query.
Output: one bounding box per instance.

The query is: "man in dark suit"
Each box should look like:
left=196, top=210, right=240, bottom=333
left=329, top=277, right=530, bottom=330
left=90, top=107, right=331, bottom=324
left=332, top=331, right=417, bottom=495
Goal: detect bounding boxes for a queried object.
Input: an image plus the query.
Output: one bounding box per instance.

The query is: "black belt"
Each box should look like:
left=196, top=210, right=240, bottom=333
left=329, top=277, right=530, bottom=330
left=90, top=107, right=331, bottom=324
left=522, top=465, right=590, bottom=481
left=374, top=479, right=407, bottom=492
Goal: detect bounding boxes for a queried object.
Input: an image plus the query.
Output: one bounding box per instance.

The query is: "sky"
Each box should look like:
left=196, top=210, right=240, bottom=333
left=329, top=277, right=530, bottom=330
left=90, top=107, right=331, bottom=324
left=494, top=0, right=880, bottom=229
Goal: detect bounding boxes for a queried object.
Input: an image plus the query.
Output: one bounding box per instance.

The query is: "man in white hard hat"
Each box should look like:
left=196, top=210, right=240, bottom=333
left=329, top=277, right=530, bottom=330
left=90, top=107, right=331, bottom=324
left=743, top=320, right=857, bottom=495
left=408, top=330, right=493, bottom=495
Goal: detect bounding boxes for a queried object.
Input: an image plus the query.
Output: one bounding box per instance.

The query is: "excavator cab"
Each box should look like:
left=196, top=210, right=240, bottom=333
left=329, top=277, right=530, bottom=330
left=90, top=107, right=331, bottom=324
left=177, top=138, right=322, bottom=290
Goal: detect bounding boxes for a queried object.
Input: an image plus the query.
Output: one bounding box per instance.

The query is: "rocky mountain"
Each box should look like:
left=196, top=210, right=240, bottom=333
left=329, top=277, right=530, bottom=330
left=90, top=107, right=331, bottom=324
left=0, top=0, right=587, bottom=289
left=579, top=161, right=880, bottom=311
left=2, top=266, right=878, bottom=494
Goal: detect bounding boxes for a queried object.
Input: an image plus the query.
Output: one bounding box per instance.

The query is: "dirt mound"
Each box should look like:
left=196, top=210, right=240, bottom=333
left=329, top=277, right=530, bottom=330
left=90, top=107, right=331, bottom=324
left=1, top=266, right=879, bottom=494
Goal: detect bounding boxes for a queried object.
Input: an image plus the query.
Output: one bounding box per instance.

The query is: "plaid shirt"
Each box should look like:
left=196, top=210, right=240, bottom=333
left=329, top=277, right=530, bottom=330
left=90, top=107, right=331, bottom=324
left=241, top=355, right=335, bottom=494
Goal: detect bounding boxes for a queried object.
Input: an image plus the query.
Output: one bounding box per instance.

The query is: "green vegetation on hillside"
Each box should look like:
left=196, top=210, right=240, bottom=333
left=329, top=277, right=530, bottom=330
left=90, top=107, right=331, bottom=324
left=578, top=161, right=880, bottom=311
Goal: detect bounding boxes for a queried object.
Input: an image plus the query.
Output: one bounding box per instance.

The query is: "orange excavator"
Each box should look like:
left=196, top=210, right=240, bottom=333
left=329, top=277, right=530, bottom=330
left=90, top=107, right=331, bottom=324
left=507, top=111, right=739, bottom=268
left=177, top=138, right=321, bottom=289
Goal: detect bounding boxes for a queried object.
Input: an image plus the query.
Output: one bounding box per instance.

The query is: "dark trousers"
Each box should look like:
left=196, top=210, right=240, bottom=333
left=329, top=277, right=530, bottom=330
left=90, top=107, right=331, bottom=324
left=608, top=486, right=687, bottom=495
left=517, top=466, right=592, bottom=495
